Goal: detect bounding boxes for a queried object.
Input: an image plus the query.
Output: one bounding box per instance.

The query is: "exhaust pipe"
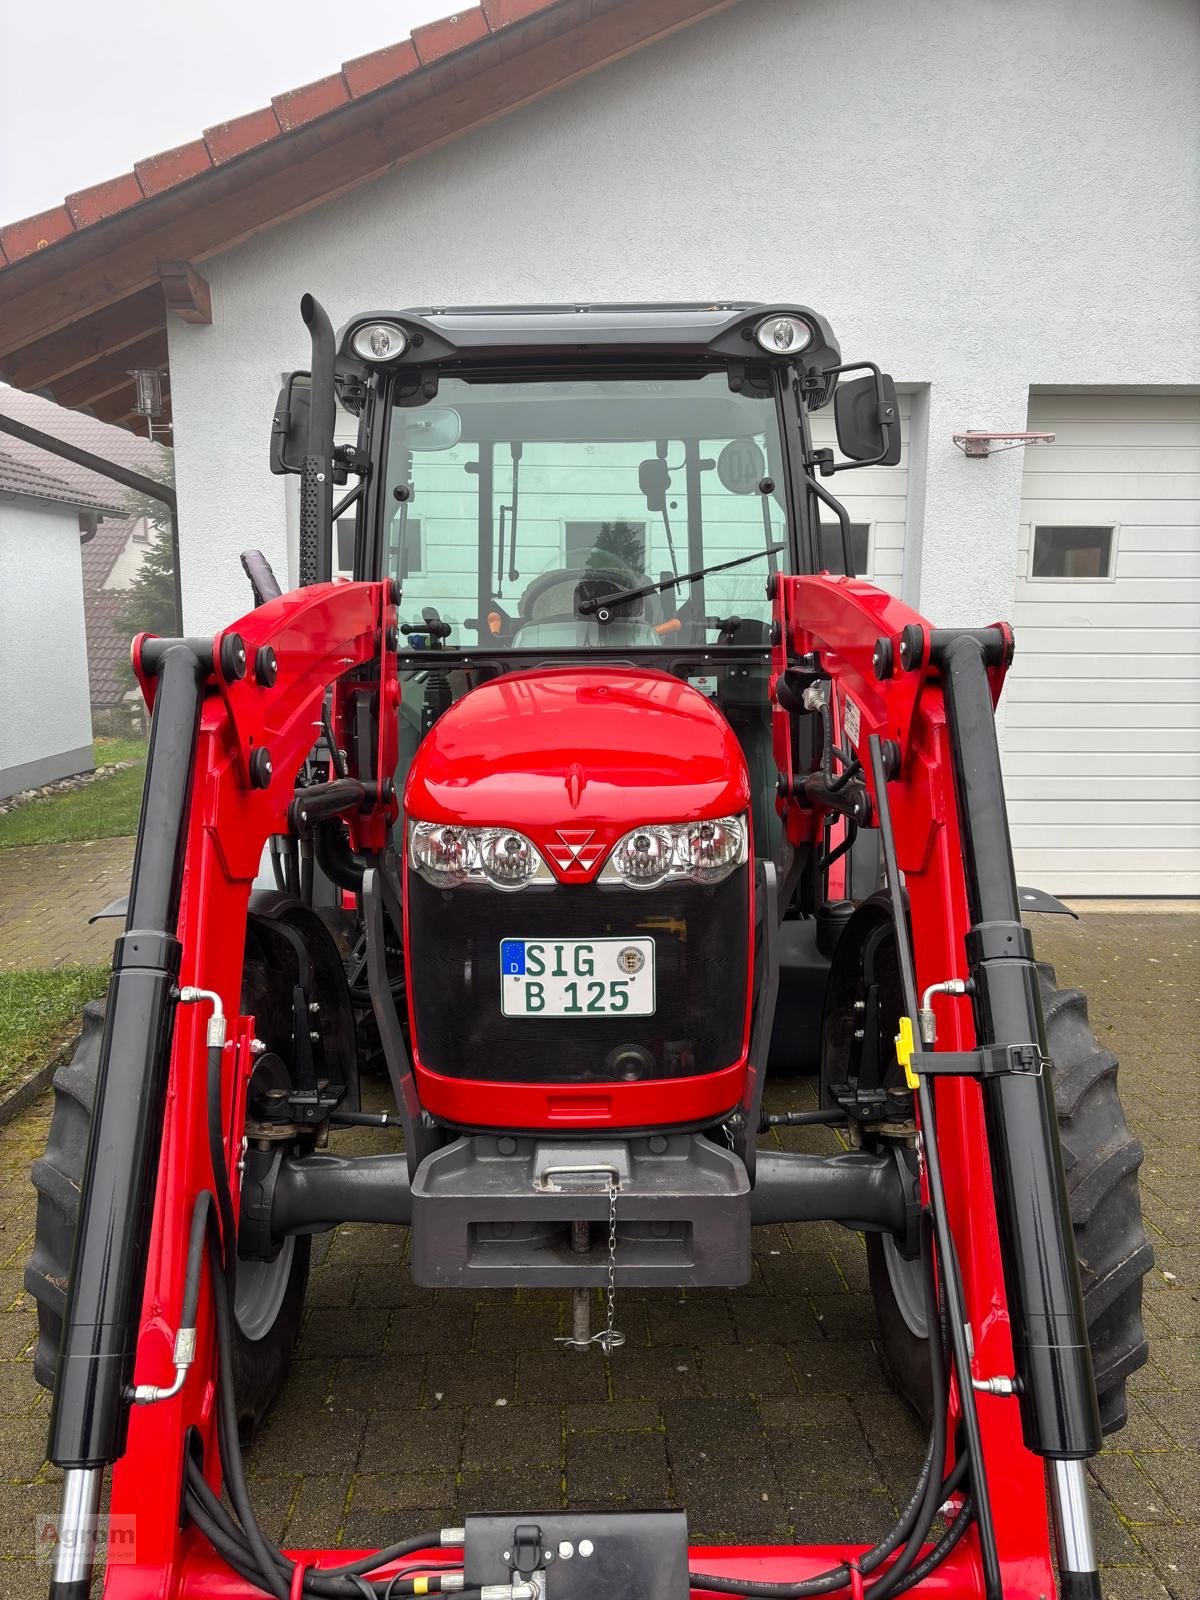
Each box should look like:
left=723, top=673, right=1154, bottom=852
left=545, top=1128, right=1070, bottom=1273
left=299, top=293, right=336, bottom=586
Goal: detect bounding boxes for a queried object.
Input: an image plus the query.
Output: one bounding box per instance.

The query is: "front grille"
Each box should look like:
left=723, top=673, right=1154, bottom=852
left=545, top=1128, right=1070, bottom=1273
left=406, top=869, right=749, bottom=1084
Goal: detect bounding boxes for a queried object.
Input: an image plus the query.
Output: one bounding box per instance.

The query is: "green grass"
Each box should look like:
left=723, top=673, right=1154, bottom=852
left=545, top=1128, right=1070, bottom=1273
left=0, top=964, right=109, bottom=1094
left=94, top=734, right=147, bottom=767
left=0, top=738, right=146, bottom=849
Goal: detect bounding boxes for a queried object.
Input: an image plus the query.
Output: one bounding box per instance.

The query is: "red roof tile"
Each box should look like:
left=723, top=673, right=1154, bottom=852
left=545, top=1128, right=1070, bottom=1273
left=481, top=0, right=560, bottom=26
left=412, top=8, right=490, bottom=66
left=0, top=0, right=731, bottom=270
left=203, top=105, right=282, bottom=165
left=65, top=173, right=146, bottom=229
left=0, top=0, right=694, bottom=264
left=0, top=204, right=75, bottom=263
left=272, top=73, right=351, bottom=132
left=134, top=139, right=213, bottom=198
left=0, top=0, right=736, bottom=428
left=341, top=39, right=421, bottom=98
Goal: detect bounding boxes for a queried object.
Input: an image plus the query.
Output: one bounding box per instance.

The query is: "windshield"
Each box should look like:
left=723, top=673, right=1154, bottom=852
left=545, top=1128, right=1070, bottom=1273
left=380, top=372, right=788, bottom=650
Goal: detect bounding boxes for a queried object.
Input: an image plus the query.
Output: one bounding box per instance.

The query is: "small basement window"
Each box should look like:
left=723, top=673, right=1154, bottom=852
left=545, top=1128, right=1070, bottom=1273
left=818, top=522, right=871, bottom=576
left=1030, top=525, right=1115, bottom=579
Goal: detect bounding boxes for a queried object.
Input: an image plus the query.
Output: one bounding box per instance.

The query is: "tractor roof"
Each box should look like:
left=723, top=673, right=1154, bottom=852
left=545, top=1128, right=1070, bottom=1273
left=335, top=301, right=842, bottom=374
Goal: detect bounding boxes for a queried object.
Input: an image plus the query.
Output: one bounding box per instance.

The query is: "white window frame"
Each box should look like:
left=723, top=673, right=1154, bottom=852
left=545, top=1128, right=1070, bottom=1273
left=1026, top=523, right=1119, bottom=584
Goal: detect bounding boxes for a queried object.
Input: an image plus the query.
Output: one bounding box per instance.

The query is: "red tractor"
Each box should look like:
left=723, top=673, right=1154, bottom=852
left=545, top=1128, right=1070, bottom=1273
left=27, top=301, right=1151, bottom=1600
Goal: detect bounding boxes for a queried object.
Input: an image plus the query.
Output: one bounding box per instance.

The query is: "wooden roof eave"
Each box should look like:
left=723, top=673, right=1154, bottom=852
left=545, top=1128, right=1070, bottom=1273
left=0, top=0, right=737, bottom=396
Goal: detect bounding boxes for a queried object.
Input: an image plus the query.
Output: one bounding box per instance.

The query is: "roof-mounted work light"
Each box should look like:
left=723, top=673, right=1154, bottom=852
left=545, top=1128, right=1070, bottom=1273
left=754, top=315, right=812, bottom=355
left=350, top=322, right=409, bottom=362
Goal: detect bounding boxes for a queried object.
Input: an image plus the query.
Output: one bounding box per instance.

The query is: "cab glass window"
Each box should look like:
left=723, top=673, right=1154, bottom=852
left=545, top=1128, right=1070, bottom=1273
left=381, top=372, right=788, bottom=650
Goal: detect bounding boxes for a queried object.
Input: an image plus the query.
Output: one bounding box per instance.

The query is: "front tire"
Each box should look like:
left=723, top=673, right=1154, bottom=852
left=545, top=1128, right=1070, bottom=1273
left=824, top=913, right=1153, bottom=1436
left=1041, top=963, right=1154, bottom=1432
left=26, top=994, right=311, bottom=1440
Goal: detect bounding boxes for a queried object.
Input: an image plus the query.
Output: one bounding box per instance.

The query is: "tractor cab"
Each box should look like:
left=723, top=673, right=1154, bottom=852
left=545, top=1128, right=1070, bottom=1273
left=274, top=300, right=900, bottom=898
left=380, top=361, right=794, bottom=859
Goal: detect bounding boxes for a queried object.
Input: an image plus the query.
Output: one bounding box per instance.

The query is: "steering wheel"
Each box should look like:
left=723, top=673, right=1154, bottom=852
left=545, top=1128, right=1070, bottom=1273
left=518, top=566, right=647, bottom=621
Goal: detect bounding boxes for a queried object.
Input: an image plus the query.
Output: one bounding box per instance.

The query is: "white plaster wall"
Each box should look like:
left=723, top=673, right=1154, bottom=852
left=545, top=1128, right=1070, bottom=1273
left=103, top=516, right=153, bottom=589
left=168, top=0, right=1200, bottom=634
left=0, top=496, right=93, bottom=794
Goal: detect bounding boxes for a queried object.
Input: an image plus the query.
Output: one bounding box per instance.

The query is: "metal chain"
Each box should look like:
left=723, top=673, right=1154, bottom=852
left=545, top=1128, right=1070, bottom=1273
left=597, top=1176, right=625, bottom=1354
left=554, top=1177, right=624, bottom=1354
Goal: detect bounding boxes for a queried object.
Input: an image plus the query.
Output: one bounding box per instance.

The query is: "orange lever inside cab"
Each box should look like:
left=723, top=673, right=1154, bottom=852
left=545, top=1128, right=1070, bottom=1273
left=654, top=618, right=682, bottom=636
left=487, top=612, right=502, bottom=635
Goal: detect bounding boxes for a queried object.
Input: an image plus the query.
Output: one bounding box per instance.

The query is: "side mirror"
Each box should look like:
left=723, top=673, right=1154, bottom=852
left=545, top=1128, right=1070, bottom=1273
left=834, top=373, right=901, bottom=466
left=269, top=373, right=311, bottom=475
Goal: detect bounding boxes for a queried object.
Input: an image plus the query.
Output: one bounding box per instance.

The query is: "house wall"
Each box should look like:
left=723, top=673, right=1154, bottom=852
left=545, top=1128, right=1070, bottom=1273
left=103, top=515, right=154, bottom=589
left=0, top=496, right=94, bottom=797
left=168, top=0, right=1200, bottom=638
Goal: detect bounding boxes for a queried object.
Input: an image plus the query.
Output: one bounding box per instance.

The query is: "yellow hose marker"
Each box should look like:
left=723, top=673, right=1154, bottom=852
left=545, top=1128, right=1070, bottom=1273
left=895, top=1015, right=919, bottom=1090
left=413, top=1576, right=429, bottom=1595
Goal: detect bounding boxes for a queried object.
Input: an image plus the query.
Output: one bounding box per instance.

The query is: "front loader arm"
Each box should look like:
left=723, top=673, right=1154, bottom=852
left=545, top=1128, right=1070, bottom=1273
left=47, top=579, right=399, bottom=1600
left=772, top=572, right=1103, bottom=1599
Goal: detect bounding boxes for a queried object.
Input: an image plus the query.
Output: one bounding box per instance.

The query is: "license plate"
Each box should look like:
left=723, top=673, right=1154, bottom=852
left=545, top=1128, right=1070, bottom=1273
left=499, top=938, right=655, bottom=1018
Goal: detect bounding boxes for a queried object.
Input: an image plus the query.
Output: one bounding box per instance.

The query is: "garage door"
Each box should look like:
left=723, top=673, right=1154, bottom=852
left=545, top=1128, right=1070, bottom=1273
left=811, top=394, right=910, bottom=596
left=1004, top=393, right=1200, bottom=896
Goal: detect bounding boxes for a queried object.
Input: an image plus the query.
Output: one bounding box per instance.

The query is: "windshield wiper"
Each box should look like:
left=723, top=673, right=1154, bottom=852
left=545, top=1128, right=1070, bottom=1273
left=577, top=542, right=786, bottom=620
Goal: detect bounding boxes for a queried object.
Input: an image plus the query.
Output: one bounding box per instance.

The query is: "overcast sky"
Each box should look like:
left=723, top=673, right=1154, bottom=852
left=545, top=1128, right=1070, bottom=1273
left=0, top=0, right=455, bottom=223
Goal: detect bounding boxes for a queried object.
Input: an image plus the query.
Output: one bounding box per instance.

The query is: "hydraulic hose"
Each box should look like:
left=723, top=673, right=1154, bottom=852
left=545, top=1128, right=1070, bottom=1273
left=206, top=1041, right=289, bottom=1598
left=688, top=1461, right=970, bottom=1600
left=270, top=836, right=288, bottom=893
left=689, top=1216, right=966, bottom=1599
left=890, top=1491, right=974, bottom=1596
left=201, top=1042, right=458, bottom=1597
left=128, top=1188, right=214, bottom=1404
left=861, top=1217, right=951, bottom=1599
left=314, top=820, right=366, bottom=893
left=199, top=1043, right=971, bottom=1599
left=185, top=1482, right=467, bottom=1599
left=180, top=1191, right=212, bottom=1331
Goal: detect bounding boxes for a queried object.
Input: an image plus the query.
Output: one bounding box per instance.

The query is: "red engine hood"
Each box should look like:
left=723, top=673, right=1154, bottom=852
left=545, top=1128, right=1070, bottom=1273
left=403, top=667, right=750, bottom=881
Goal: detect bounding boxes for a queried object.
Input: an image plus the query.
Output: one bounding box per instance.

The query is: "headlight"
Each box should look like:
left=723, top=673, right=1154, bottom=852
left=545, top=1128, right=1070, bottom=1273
left=600, top=815, right=747, bottom=889
left=407, top=821, right=551, bottom=890
left=684, top=817, right=745, bottom=883
left=350, top=321, right=408, bottom=362
left=610, top=826, right=675, bottom=887
left=754, top=315, right=812, bottom=355
left=478, top=828, right=541, bottom=888
left=408, top=821, right=471, bottom=888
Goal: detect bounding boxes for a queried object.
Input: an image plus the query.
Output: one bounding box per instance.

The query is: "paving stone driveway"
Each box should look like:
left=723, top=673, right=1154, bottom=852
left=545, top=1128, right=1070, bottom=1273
left=0, top=839, right=134, bottom=971
left=0, top=911, right=1194, bottom=1597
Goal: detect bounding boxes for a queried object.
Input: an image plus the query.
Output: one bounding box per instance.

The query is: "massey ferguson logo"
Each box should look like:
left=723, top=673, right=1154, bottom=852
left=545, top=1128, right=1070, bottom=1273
left=546, top=829, right=605, bottom=874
